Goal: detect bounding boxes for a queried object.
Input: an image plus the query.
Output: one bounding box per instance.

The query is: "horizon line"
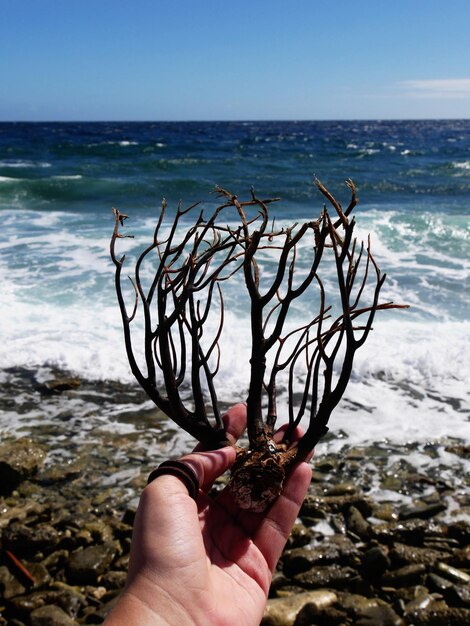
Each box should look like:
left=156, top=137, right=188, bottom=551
left=1, top=116, right=470, bottom=124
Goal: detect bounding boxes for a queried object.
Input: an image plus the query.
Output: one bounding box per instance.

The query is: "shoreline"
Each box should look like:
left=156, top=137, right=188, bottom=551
left=0, top=368, right=469, bottom=624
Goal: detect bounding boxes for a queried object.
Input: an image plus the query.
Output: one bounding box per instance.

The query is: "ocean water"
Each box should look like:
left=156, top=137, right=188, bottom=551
left=0, top=120, right=469, bottom=455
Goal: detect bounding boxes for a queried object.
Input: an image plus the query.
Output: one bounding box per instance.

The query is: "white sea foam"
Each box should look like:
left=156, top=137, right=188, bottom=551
left=51, top=175, right=83, bottom=180
left=1, top=206, right=468, bottom=450
left=0, top=160, right=51, bottom=168
left=453, top=160, right=470, bottom=170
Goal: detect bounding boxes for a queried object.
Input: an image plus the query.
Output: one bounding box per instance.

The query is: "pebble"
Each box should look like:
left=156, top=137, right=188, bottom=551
left=29, top=604, right=78, bottom=626
left=0, top=381, right=469, bottom=625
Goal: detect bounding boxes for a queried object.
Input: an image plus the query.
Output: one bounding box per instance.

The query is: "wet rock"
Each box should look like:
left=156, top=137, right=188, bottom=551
left=361, top=545, right=391, bottom=579
left=372, top=503, right=400, bottom=522
left=337, top=592, right=404, bottom=625
left=99, top=570, right=127, bottom=590
left=261, top=590, right=337, bottom=626
left=285, top=523, right=313, bottom=549
left=294, top=564, right=358, bottom=589
left=373, top=518, right=446, bottom=545
left=301, top=494, right=373, bottom=518
left=0, top=438, right=46, bottom=494
left=36, top=376, right=81, bottom=396
left=390, top=542, right=450, bottom=567
left=9, top=589, right=83, bottom=620
left=0, top=564, right=26, bottom=598
left=399, top=500, right=447, bottom=520
left=0, top=500, right=44, bottom=529
left=324, top=482, right=358, bottom=496
left=403, top=590, right=436, bottom=615
left=2, top=521, right=61, bottom=556
left=346, top=505, right=372, bottom=540
left=354, top=603, right=405, bottom=625
left=283, top=539, right=358, bottom=577
left=381, top=563, right=427, bottom=587
left=450, top=584, right=470, bottom=608
left=435, top=561, right=470, bottom=584
left=294, top=600, right=347, bottom=625
left=447, top=521, right=470, bottom=545
left=29, top=604, right=78, bottom=626
left=426, top=572, right=454, bottom=593
left=408, top=606, right=470, bottom=625
left=66, top=542, right=119, bottom=585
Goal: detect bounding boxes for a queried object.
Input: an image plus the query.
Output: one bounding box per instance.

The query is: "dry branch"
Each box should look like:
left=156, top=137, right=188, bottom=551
left=111, top=181, right=408, bottom=511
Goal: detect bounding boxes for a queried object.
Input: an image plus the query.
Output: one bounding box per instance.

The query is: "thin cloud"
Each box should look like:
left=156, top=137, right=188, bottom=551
left=399, top=79, right=470, bottom=98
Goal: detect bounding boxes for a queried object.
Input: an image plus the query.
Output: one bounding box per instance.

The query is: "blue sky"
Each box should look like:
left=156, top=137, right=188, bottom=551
left=1, top=0, right=470, bottom=121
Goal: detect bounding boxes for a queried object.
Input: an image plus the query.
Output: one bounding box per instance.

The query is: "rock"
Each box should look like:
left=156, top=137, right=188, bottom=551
left=361, top=545, right=391, bottom=579
left=0, top=564, right=26, bottom=598
left=0, top=500, right=44, bottom=529
left=99, top=570, right=128, bottom=590
left=337, top=592, right=404, bottom=625
left=324, top=482, right=358, bottom=496
left=2, top=521, right=61, bottom=555
left=426, top=573, right=454, bottom=593
left=436, top=562, right=470, bottom=585
left=283, top=540, right=357, bottom=577
left=294, top=564, right=358, bottom=589
left=408, top=606, right=470, bottom=625
left=261, top=590, right=337, bottom=626
left=403, top=591, right=435, bottom=615
left=447, top=521, right=470, bottom=545
left=285, top=523, right=313, bottom=549
left=9, top=588, right=84, bottom=620
left=294, top=601, right=347, bottom=625
left=29, top=604, right=78, bottom=626
left=450, top=543, right=470, bottom=568
left=301, top=494, right=373, bottom=518
left=66, top=541, right=119, bottom=585
left=346, top=505, right=372, bottom=540
left=399, top=501, right=447, bottom=520
left=390, top=542, right=450, bottom=567
left=373, top=503, right=399, bottom=522
left=381, top=563, right=427, bottom=587
left=36, top=377, right=81, bottom=396
left=0, top=438, right=46, bottom=494
left=354, top=604, right=405, bottom=625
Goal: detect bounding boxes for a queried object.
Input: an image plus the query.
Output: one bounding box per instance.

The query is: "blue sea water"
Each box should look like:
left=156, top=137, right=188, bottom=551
left=0, top=120, right=469, bottom=448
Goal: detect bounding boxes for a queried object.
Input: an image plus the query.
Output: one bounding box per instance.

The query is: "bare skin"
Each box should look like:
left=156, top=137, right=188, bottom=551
left=104, top=403, right=312, bottom=625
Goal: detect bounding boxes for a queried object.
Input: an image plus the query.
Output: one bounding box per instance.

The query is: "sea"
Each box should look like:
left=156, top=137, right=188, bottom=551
left=0, top=120, right=469, bottom=478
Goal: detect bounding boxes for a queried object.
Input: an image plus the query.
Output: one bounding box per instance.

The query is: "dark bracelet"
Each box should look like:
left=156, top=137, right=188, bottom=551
left=147, top=460, right=200, bottom=500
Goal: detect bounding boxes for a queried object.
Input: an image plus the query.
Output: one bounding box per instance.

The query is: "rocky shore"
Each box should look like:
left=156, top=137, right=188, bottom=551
left=0, top=369, right=469, bottom=625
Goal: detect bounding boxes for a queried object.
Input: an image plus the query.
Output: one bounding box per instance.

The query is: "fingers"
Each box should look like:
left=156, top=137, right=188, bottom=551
left=221, top=402, right=247, bottom=444
left=154, top=403, right=247, bottom=497
left=253, top=460, right=312, bottom=572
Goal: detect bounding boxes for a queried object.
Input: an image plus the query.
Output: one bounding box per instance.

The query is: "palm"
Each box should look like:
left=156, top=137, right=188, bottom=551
left=106, top=405, right=311, bottom=626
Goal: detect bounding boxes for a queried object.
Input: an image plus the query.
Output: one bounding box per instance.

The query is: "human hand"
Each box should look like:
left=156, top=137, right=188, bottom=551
left=104, top=403, right=312, bottom=626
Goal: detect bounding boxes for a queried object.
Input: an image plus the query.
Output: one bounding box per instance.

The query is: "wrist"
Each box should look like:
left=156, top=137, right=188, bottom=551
left=104, top=578, right=197, bottom=626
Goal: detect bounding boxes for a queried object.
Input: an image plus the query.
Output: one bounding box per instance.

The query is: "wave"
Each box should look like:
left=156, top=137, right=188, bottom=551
left=0, top=160, right=51, bottom=168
